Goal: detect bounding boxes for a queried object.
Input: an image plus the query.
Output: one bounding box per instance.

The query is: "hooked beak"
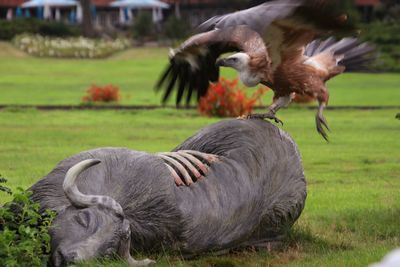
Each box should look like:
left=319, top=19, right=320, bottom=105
left=216, top=58, right=229, bottom=67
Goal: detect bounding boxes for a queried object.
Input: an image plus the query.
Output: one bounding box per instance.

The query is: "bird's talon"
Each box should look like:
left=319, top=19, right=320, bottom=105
left=246, top=114, right=256, bottom=120
left=274, top=117, right=284, bottom=125
left=247, top=113, right=283, bottom=125
left=316, top=115, right=329, bottom=142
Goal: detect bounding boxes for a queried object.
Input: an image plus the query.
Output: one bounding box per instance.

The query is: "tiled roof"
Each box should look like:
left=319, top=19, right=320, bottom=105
left=0, top=0, right=24, bottom=7
left=91, top=0, right=114, bottom=7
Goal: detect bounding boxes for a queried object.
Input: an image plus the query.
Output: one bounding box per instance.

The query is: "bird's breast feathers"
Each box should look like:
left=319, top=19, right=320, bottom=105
left=240, top=71, right=262, bottom=87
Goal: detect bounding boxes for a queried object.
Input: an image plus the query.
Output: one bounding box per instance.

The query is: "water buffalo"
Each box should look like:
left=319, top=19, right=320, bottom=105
left=30, top=119, right=307, bottom=266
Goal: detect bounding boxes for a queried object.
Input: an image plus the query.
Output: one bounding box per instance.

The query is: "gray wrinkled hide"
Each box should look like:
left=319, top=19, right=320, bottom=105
left=31, top=119, right=306, bottom=255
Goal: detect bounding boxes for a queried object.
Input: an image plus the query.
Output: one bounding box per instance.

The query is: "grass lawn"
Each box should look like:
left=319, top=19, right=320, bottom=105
left=0, top=41, right=400, bottom=107
left=0, top=42, right=399, bottom=266
left=0, top=108, right=399, bottom=267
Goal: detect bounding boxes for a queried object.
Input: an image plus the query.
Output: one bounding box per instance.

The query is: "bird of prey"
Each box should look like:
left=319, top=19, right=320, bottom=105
left=156, top=0, right=376, bottom=141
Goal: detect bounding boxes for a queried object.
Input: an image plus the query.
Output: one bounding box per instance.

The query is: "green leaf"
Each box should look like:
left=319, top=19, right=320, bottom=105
left=0, top=182, right=55, bottom=267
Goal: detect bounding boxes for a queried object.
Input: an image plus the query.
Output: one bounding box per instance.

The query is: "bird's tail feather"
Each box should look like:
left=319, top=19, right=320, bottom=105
left=305, top=38, right=377, bottom=72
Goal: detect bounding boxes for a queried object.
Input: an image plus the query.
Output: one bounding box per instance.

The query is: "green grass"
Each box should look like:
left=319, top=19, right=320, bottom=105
left=0, top=108, right=399, bottom=267
left=0, top=41, right=400, bottom=106
left=0, top=42, right=400, bottom=266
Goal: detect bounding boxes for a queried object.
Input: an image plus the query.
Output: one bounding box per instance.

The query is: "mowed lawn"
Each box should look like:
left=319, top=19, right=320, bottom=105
left=0, top=42, right=399, bottom=267
left=0, top=41, right=400, bottom=107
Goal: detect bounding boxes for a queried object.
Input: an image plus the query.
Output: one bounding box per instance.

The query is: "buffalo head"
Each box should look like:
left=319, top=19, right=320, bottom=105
left=50, top=159, right=155, bottom=267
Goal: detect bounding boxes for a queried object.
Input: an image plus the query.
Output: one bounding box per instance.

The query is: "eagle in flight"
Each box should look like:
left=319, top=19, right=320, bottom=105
left=156, top=0, right=376, bottom=141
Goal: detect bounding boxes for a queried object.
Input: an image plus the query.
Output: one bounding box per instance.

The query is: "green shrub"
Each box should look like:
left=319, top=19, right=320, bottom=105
left=38, top=22, right=80, bottom=37
left=163, top=15, right=190, bottom=41
left=361, top=22, right=400, bottom=72
left=0, top=18, right=80, bottom=40
left=0, top=18, right=40, bottom=40
left=132, top=12, right=154, bottom=41
left=362, top=21, right=400, bottom=44
left=0, top=177, right=55, bottom=267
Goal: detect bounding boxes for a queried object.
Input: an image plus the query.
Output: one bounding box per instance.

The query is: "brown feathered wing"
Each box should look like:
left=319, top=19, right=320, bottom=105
left=156, top=0, right=355, bottom=105
left=156, top=26, right=266, bottom=105
left=200, top=0, right=355, bottom=73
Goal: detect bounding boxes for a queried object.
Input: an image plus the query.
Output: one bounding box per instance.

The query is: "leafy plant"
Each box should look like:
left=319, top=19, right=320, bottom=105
left=82, top=84, right=121, bottom=103
left=0, top=177, right=12, bottom=195
left=360, top=21, right=400, bottom=72
left=38, top=22, right=80, bottom=37
left=132, top=12, right=154, bottom=41
left=0, top=18, right=80, bottom=40
left=198, top=77, right=267, bottom=117
left=163, top=16, right=190, bottom=41
left=0, top=178, right=55, bottom=267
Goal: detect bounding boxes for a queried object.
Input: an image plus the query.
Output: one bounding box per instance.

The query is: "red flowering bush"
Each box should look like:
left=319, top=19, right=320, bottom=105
left=198, top=77, right=268, bottom=117
left=82, top=84, right=120, bottom=103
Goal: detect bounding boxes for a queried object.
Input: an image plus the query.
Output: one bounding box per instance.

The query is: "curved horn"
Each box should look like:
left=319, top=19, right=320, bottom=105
left=63, top=159, right=124, bottom=216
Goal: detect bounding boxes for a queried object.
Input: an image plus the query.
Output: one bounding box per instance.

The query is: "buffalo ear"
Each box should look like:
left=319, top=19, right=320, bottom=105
left=75, top=211, right=90, bottom=228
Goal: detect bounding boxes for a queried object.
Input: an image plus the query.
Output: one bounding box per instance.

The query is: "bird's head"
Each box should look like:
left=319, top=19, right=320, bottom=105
left=216, top=52, right=250, bottom=72
left=216, top=52, right=261, bottom=87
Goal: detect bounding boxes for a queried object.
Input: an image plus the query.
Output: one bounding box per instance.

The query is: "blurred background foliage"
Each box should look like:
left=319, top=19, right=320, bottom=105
left=0, top=18, right=81, bottom=40
left=131, top=11, right=154, bottom=41
left=0, top=0, right=398, bottom=71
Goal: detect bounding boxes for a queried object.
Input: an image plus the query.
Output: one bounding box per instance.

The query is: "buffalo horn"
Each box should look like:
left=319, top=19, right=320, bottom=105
left=63, top=159, right=124, bottom=216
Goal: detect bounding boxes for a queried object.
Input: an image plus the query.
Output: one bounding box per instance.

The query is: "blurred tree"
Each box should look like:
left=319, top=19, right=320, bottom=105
left=132, top=12, right=154, bottom=41
left=381, top=0, right=400, bottom=8
left=175, top=1, right=181, bottom=19
left=375, top=0, right=400, bottom=21
left=171, top=0, right=251, bottom=17
left=337, top=0, right=361, bottom=24
left=80, top=0, right=95, bottom=37
left=168, top=0, right=181, bottom=19
left=163, top=15, right=190, bottom=40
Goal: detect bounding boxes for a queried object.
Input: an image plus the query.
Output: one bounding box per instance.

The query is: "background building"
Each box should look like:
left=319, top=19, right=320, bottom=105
left=0, top=0, right=386, bottom=27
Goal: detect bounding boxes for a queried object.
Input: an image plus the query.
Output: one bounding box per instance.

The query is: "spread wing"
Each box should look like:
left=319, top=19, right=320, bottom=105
left=303, top=37, right=376, bottom=78
left=156, top=26, right=267, bottom=105
left=198, top=0, right=355, bottom=72
left=197, top=0, right=303, bottom=34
